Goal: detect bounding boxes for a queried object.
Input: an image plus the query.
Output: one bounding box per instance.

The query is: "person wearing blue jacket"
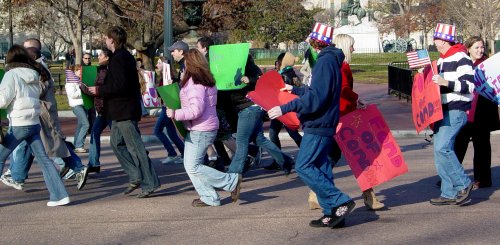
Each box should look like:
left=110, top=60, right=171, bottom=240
left=268, top=23, right=355, bottom=228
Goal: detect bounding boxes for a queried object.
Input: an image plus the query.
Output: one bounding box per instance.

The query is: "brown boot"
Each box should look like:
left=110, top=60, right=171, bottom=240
left=308, top=190, right=321, bottom=210
left=362, top=188, right=385, bottom=210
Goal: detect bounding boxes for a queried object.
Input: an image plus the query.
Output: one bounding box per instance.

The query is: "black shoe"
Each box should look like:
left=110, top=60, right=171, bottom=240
left=59, top=166, right=70, bottom=178
left=242, top=156, right=255, bottom=174
left=123, top=183, right=140, bottom=195
left=192, top=198, right=210, bottom=207
left=263, top=161, right=281, bottom=171
left=282, top=159, right=294, bottom=176
left=456, top=183, right=473, bottom=205
left=429, top=196, right=456, bottom=205
left=330, top=200, right=355, bottom=226
left=87, top=166, right=100, bottom=173
left=310, top=216, right=346, bottom=228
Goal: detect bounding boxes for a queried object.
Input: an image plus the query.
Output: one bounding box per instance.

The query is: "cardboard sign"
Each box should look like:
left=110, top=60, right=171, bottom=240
left=209, top=43, right=250, bottom=90
left=141, top=71, right=161, bottom=108
left=411, top=62, right=443, bottom=133
left=474, top=52, right=500, bottom=105
left=81, top=66, right=98, bottom=109
left=156, top=83, right=187, bottom=137
left=0, top=69, right=6, bottom=119
left=246, top=70, right=300, bottom=130
left=334, top=104, right=408, bottom=191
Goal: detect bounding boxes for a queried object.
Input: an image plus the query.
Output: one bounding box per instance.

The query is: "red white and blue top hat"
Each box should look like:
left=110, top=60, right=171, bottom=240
left=308, top=22, right=334, bottom=45
left=433, top=23, right=456, bottom=43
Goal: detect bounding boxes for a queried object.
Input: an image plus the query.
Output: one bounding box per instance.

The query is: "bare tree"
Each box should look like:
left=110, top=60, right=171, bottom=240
left=445, top=0, right=500, bottom=53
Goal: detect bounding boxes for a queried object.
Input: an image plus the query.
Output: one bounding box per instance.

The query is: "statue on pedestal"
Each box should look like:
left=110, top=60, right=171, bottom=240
left=337, top=0, right=366, bottom=25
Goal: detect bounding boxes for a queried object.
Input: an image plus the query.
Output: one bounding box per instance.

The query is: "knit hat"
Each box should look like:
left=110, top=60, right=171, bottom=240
left=433, top=23, right=456, bottom=43
left=308, top=22, right=334, bottom=45
left=281, top=52, right=296, bottom=68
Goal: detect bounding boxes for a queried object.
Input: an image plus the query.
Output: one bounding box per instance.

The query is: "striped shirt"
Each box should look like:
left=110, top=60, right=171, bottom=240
left=437, top=51, right=475, bottom=111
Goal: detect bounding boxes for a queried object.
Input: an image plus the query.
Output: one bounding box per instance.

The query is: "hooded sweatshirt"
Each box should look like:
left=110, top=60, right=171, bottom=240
left=280, top=46, right=345, bottom=137
left=0, top=67, right=41, bottom=126
left=437, top=43, right=475, bottom=111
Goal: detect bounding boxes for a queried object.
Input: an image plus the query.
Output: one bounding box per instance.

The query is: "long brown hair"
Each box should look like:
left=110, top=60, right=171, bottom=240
left=6, top=44, right=48, bottom=82
left=181, top=49, right=215, bottom=87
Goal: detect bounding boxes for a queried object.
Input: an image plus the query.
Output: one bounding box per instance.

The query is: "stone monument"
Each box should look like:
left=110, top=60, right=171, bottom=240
left=333, top=0, right=382, bottom=53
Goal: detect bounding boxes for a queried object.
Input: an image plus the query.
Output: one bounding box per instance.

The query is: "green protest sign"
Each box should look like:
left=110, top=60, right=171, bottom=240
left=209, top=43, right=250, bottom=90
left=156, top=83, right=187, bottom=137
left=0, top=69, right=6, bottom=119
left=81, top=66, right=98, bottom=109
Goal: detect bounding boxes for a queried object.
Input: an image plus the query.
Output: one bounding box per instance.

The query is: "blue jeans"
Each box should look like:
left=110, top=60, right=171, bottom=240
left=0, top=125, right=68, bottom=201
left=154, top=107, right=185, bottom=157
left=227, top=106, right=293, bottom=174
left=111, top=120, right=160, bottom=192
left=9, top=141, right=84, bottom=182
left=433, top=109, right=471, bottom=199
left=88, top=115, right=112, bottom=167
left=184, top=130, right=239, bottom=206
left=269, top=119, right=302, bottom=148
left=295, top=133, right=351, bottom=215
left=72, top=105, right=89, bottom=148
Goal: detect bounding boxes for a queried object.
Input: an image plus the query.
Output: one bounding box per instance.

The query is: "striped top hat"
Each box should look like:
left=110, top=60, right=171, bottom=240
left=433, top=23, right=456, bottom=43
left=308, top=22, right=334, bottom=45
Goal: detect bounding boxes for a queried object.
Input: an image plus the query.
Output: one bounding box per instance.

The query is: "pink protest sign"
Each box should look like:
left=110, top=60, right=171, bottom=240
left=334, top=104, right=408, bottom=191
left=142, top=71, right=161, bottom=108
left=411, top=62, right=443, bottom=133
left=474, top=52, right=500, bottom=105
left=246, top=70, right=300, bottom=130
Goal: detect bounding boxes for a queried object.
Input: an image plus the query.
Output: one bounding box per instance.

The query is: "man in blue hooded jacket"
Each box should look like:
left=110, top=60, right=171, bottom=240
left=268, top=23, right=355, bottom=228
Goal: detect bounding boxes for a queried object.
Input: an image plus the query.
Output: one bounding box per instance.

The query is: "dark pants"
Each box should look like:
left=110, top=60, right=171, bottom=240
left=110, top=120, right=160, bottom=192
left=454, top=123, right=492, bottom=186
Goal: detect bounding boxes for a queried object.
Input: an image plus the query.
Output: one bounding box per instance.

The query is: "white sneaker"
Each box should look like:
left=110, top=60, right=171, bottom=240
left=74, top=148, right=88, bottom=153
left=0, top=175, right=24, bottom=190
left=174, top=156, right=184, bottom=164
left=161, top=156, right=183, bottom=164
left=47, top=197, right=70, bottom=207
left=1, top=169, right=11, bottom=179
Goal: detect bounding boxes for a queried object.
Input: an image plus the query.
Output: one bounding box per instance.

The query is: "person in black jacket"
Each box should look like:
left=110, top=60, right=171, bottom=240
left=88, top=26, right=160, bottom=198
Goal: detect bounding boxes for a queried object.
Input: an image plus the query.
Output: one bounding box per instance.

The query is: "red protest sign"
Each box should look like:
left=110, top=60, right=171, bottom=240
left=246, top=70, right=300, bottom=130
left=334, top=104, right=408, bottom=191
left=411, top=62, right=443, bottom=133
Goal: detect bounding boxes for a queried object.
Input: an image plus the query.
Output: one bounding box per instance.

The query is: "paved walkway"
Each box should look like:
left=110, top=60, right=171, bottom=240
left=2, top=83, right=500, bottom=244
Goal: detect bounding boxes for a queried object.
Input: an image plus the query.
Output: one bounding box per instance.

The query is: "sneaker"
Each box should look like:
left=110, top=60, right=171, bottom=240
left=136, top=187, right=158, bottom=198
left=161, top=156, right=183, bottom=164
left=47, top=197, right=70, bottom=207
left=59, top=166, right=70, bottom=178
left=456, top=183, right=473, bottom=205
left=242, top=156, right=255, bottom=174
left=1, top=169, right=11, bottom=179
left=87, top=166, right=101, bottom=173
left=310, top=216, right=346, bottom=228
left=74, top=148, right=88, bottom=153
left=331, top=200, right=355, bottom=224
left=74, top=167, right=89, bottom=190
left=429, top=196, right=457, bottom=205
left=1, top=175, right=24, bottom=190
left=231, top=174, right=243, bottom=203
left=263, top=161, right=281, bottom=171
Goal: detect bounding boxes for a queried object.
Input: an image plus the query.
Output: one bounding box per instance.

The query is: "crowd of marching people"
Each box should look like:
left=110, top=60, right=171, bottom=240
left=0, top=21, right=496, bottom=228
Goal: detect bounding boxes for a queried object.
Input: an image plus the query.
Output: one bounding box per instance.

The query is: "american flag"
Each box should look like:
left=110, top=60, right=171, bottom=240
left=65, top=69, right=81, bottom=83
left=406, top=49, right=431, bottom=69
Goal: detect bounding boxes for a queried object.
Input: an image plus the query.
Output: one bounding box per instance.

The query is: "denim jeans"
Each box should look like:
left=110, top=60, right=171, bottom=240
left=88, top=115, right=111, bottom=167
left=184, top=130, right=239, bottom=206
left=9, top=141, right=83, bottom=182
left=72, top=105, right=90, bottom=148
left=295, top=133, right=351, bottom=215
left=269, top=119, right=302, bottom=148
left=111, top=120, right=160, bottom=192
left=0, top=125, right=68, bottom=201
left=154, top=107, right=185, bottom=157
left=227, top=106, right=293, bottom=174
left=433, top=109, right=471, bottom=199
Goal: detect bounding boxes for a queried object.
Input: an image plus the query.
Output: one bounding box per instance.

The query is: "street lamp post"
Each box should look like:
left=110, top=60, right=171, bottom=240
left=8, top=0, right=13, bottom=47
left=164, top=0, right=173, bottom=62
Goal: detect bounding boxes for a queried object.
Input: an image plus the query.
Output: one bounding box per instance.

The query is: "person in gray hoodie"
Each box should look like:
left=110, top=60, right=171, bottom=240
left=0, top=45, right=70, bottom=207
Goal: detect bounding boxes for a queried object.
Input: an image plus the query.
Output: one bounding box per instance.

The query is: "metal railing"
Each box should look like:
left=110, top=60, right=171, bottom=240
left=388, top=61, right=416, bottom=102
